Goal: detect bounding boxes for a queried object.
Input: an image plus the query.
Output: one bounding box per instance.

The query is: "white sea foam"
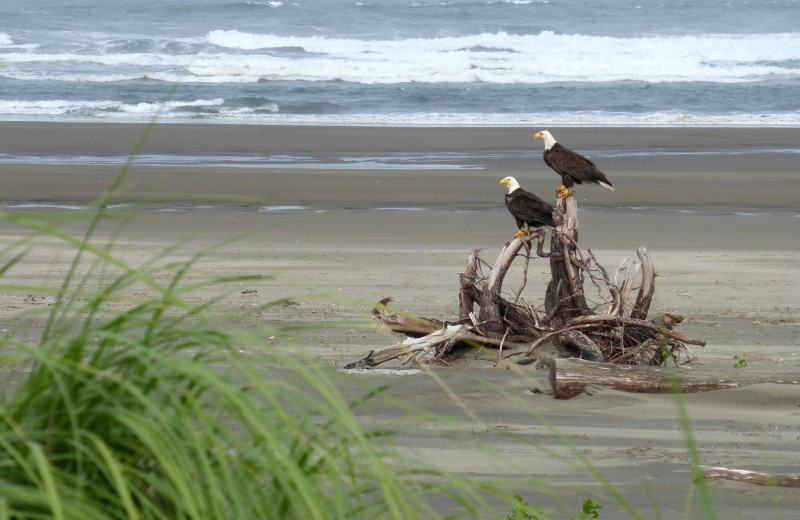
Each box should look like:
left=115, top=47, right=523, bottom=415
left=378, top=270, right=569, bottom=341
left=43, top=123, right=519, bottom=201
left=258, top=205, right=309, bottom=212
left=4, top=203, right=130, bottom=210
left=0, top=32, right=40, bottom=50
left=201, top=30, right=800, bottom=84
left=341, top=368, right=422, bottom=377
left=4, top=30, right=798, bottom=85
left=118, top=98, right=224, bottom=113
left=1, top=101, right=799, bottom=126
left=0, top=98, right=224, bottom=116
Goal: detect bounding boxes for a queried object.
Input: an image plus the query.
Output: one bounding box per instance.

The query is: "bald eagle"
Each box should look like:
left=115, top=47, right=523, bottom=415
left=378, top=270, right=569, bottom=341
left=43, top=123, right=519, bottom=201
left=499, top=176, right=556, bottom=238
left=534, top=130, right=614, bottom=197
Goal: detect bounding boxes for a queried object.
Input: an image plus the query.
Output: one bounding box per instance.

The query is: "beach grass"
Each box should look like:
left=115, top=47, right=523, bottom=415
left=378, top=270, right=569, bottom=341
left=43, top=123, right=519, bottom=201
left=0, top=99, right=573, bottom=520
left=0, top=199, right=605, bottom=519
left=0, top=195, right=746, bottom=520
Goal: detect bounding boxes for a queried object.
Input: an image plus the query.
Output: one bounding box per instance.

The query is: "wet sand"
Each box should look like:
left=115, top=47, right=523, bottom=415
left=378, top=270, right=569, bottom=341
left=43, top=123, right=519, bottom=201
left=1, top=123, right=800, bottom=517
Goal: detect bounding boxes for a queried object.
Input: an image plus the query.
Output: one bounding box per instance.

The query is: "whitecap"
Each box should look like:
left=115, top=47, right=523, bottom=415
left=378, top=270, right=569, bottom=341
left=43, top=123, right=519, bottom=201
left=0, top=98, right=224, bottom=117
left=341, top=368, right=422, bottom=376
left=197, top=30, right=800, bottom=84
left=6, top=29, right=799, bottom=86
left=5, top=203, right=131, bottom=211
left=258, top=205, right=309, bottom=212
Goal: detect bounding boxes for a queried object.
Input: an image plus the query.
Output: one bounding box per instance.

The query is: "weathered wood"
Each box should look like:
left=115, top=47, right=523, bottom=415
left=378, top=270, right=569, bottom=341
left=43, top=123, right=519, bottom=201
left=344, top=326, right=467, bottom=369
left=352, top=188, right=703, bottom=371
left=630, top=246, right=655, bottom=320
left=698, top=466, right=800, bottom=488
left=526, top=313, right=705, bottom=356
left=372, top=297, right=443, bottom=337
left=459, top=281, right=543, bottom=340
left=546, top=194, right=589, bottom=326
left=555, top=330, right=604, bottom=362
left=616, top=257, right=640, bottom=315
left=478, top=236, right=528, bottom=333
left=475, top=233, right=549, bottom=336
left=459, top=249, right=480, bottom=321
left=344, top=323, right=532, bottom=369
left=570, top=314, right=705, bottom=346
left=549, top=358, right=800, bottom=399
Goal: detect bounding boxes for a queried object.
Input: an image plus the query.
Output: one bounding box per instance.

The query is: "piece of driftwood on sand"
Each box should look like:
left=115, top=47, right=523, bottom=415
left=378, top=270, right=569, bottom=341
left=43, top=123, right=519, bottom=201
left=549, top=358, right=800, bottom=399
left=343, top=298, right=531, bottom=369
left=346, top=192, right=713, bottom=395
left=698, top=466, right=800, bottom=488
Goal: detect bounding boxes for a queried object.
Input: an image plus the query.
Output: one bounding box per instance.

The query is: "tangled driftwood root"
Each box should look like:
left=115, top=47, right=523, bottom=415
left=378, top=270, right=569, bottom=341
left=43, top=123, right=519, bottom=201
left=346, top=192, right=705, bottom=374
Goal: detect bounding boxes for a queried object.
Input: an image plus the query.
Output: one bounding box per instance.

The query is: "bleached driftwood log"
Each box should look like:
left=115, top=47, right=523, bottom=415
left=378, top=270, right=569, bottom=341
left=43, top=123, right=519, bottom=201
left=698, top=466, right=800, bottom=487
left=343, top=325, right=532, bottom=369
left=343, top=298, right=531, bottom=368
left=550, top=358, right=800, bottom=399
left=343, top=325, right=468, bottom=368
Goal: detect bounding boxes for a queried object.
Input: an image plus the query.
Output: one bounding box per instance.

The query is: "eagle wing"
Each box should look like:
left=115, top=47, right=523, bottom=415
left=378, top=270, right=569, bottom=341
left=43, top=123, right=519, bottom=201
left=545, top=143, right=601, bottom=184
left=506, top=189, right=555, bottom=228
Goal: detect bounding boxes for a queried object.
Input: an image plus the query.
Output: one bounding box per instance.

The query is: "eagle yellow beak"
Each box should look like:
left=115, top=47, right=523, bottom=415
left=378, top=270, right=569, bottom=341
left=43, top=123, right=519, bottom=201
left=499, top=178, right=509, bottom=185
left=533, top=132, right=543, bottom=139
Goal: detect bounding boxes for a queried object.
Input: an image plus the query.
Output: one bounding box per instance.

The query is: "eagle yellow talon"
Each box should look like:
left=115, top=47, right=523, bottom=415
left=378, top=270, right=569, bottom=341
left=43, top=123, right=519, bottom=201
left=556, top=186, right=573, bottom=198
left=513, top=230, right=526, bottom=238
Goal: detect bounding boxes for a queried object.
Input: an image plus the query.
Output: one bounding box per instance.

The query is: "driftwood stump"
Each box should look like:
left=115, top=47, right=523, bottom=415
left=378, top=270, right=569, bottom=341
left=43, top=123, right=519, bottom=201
left=546, top=195, right=589, bottom=326
left=454, top=192, right=701, bottom=367
left=346, top=192, right=716, bottom=397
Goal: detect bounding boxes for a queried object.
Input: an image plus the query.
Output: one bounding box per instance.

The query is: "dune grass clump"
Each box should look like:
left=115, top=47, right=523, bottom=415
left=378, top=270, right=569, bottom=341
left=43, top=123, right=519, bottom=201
left=0, top=205, right=554, bottom=520
left=0, top=114, right=553, bottom=519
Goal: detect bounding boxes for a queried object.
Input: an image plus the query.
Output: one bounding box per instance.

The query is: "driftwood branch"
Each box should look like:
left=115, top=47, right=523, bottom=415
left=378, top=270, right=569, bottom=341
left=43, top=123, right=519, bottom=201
left=616, top=257, right=641, bottom=315
left=549, top=358, right=800, bottom=399
left=478, top=232, right=549, bottom=334
left=343, top=326, right=467, bottom=369
left=347, top=191, right=705, bottom=389
left=371, top=297, right=445, bottom=337
left=344, top=298, right=534, bottom=369
left=698, top=466, right=800, bottom=488
left=526, top=314, right=705, bottom=356
left=343, top=324, right=532, bottom=369
left=630, top=246, right=655, bottom=320
left=555, top=330, right=604, bottom=362
left=459, top=249, right=480, bottom=320
left=568, top=314, right=705, bottom=346
left=546, top=195, right=589, bottom=325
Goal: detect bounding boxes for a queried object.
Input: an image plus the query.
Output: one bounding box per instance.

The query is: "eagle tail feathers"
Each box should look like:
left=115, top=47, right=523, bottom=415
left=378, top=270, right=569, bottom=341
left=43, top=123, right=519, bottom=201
left=598, top=181, right=614, bottom=192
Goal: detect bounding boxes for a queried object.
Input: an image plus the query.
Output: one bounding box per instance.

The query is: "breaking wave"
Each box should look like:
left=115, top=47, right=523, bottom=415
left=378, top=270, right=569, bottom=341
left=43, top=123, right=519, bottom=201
left=4, top=30, right=799, bottom=84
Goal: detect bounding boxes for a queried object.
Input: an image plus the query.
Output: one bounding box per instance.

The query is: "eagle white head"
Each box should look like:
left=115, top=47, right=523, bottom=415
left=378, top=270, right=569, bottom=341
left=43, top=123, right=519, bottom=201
left=499, top=176, right=521, bottom=193
left=534, top=130, right=557, bottom=150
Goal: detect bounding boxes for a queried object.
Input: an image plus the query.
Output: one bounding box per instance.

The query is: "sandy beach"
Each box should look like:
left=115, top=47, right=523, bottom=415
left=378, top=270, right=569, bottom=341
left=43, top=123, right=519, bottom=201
left=2, top=122, right=800, bottom=517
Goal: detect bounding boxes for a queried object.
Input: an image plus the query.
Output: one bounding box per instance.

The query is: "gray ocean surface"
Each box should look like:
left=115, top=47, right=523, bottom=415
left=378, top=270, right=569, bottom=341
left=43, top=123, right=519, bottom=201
left=1, top=0, right=799, bottom=125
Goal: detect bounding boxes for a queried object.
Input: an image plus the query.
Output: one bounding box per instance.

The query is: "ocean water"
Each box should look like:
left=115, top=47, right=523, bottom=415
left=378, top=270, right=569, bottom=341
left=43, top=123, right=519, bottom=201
left=1, top=0, right=799, bottom=125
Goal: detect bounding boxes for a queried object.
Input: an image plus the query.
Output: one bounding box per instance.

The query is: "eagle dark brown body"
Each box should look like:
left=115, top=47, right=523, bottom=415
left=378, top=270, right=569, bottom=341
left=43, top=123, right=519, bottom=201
left=499, top=176, right=556, bottom=238
left=535, top=130, right=614, bottom=193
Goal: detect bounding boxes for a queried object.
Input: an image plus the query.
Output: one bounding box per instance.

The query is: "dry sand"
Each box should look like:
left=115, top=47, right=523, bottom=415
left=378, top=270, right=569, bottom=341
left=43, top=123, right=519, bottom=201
left=1, top=122, right=799, bottom=517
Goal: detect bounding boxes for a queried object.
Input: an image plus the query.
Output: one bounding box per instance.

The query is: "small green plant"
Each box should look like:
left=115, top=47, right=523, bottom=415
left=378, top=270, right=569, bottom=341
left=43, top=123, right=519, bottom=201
left=572, top=498, right=602, bottom=519
left=734, top=358, right=748, bottom=368
left=505, top=495, right=545, bottom=520
left=504, top=495, right=600, bottom=520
